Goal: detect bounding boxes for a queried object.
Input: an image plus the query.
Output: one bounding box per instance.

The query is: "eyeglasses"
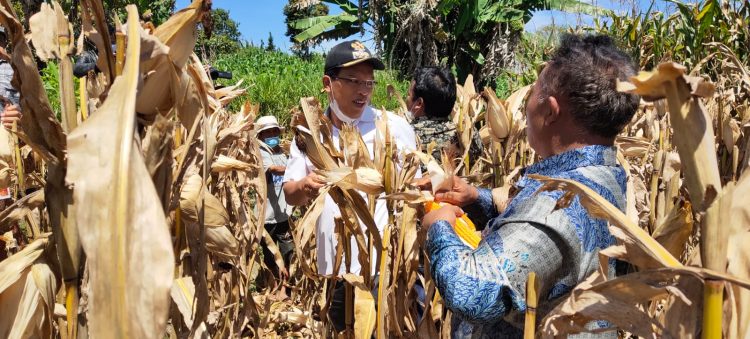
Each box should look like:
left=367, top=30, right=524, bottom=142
left=332, top=76, right=378, bottom=89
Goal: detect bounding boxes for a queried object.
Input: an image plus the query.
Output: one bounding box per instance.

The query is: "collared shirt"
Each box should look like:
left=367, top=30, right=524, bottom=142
left=426, top=145, right=626, bottom=338
left=283, top=106, right=418, bottom=276
left=260, top=143, right=289, bottom=224
left=411, top=115, right=482, bottom=166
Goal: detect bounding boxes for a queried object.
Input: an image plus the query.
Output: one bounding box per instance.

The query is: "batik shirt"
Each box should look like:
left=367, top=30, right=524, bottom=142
left=412, top=115, right=482, bottom=166
left=426, top=145, right=626, bottom=338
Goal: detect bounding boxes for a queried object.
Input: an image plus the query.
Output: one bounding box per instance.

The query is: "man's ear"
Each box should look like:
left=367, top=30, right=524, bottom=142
left=322, top=75, right=332, bottom=94
left=545, top=95, right=561, bottom=126
left=412, top=97, right=425, bottom=115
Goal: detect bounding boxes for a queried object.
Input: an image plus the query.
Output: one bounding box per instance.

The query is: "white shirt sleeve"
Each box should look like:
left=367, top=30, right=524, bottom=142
left=282, top=137, right=310, bottom=183
left=386, top=112, right=422, bottom=178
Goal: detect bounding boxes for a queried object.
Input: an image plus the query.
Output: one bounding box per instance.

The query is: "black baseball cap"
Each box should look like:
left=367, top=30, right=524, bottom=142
left=324, top=40, right=385, bottom=73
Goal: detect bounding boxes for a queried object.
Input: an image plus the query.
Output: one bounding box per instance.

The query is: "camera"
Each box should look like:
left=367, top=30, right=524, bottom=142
left=209, top=67, right=232, bottom=80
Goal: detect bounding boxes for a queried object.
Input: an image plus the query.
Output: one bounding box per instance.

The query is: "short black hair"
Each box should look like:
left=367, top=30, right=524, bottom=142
left=412, top=66, right=456, bottom=118
left=539, top=34, right=640, bottom=138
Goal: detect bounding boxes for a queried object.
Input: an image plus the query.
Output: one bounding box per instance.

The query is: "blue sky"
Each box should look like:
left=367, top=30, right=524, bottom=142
left=175, top=0, right=674, bottom=53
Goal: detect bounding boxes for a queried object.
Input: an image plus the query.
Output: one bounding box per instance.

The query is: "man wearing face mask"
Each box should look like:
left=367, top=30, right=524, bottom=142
left=283, top=40, right=418, bottom=332
left=257, top=116, right=293, bottom=283
left=407, top=66, right=482, bottom=167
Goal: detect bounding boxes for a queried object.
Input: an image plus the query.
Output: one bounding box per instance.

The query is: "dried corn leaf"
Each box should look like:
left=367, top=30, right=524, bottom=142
left=506, top=85, right=531, bottom=132
left=619, top=63, right=721, bottom=211
left=530, top=174, right=680, bottom=269
left=0, top=258, right=57, bottom=339
left=652, top=200, right=693, bottom=259
left=541, top=269, right=689, bottom=338
left=722, top=115, right=741, bottom=151
left=215, top=80, right=246, bottom=107
left=387, top=84, right=408, bottom=116
left=531, top=174, right=750, bottom=288
left=66, top=8, right=174, bottom=337
left=28, top=2, right=63, bottom=61
left=343, top=274, right=376, bottom=339
left=154, top=0, right=207, bottom=69
left=0, top=190, right=44, bottom=234
left=169, top=276, right=207, bottom=335
left=136, top=1, right=207, bottom=118
left=616, top=136, right=651, bottom=158
left=179, top=174, right=239, bottom=258
left=725, top=172, right=750, bottom=337
left=143, top=115, right=174, bottom=212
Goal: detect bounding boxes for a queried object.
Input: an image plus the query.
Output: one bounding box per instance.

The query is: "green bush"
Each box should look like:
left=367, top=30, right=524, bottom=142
left=212, top=47, right=410, bottom=127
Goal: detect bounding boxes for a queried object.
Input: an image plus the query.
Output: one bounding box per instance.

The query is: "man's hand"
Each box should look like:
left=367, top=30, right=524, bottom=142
left=422, top=205, right=463, bottom=230
left=268, top=165, right=286, bottom=175
left=1, top=104, right=21, bottom=130
left=300, top=172, right=325, bottom=198
left=433, top=177, right=479, bottom=207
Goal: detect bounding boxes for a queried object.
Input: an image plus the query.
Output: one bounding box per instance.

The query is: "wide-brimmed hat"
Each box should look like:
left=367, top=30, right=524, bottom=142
left=324, top=40, right=385, bottom=73
left=256, top=115, right=284, bottom=133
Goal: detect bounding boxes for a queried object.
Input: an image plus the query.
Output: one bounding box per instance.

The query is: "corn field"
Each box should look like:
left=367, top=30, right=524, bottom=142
left=0, top=0, right=750, bottom=338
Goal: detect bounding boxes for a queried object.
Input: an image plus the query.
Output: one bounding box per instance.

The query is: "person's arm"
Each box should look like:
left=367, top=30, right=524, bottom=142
left=283, top=176, right=321, bottom=206
left=282, top=137, right=323, bottom=206
left=425, top=218, right=565, bottom=323
left=461, top=187, right=499, bottom=229
left=267, top=165, right=286, bottom=175
left=431, top=178, right=499, bottom=229
left=260, top=149, right=286, bottom=175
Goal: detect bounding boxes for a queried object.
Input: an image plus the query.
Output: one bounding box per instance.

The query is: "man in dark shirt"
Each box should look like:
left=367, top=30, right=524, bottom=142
left=407, top=66, right=481, bottom=166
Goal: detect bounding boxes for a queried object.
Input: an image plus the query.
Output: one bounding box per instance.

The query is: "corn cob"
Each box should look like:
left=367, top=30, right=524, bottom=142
left=425, top=201, right=481, bottom=249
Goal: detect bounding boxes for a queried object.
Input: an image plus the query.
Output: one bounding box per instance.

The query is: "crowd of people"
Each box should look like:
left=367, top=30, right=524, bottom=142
left=256, top=34, right=639, bottom=338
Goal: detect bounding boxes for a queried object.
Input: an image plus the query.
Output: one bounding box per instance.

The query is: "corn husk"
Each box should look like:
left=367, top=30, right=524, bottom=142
left=316, top=167, right=384, bottom=195
left=179, top=174, right=239, bottom=258
left=483, top=87, right=510, bottom=141
left=211, top=155, right=254, bottom=173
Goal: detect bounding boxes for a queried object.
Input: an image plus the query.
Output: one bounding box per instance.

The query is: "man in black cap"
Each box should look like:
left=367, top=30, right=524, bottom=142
left=283, top=40, right=418, bottom=332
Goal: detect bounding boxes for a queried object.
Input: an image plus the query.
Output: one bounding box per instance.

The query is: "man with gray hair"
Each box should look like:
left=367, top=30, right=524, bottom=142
left=421, top=34, right=639, bottom=338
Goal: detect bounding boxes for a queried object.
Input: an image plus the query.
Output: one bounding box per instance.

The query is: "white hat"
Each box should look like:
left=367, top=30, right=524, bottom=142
left=256, top=115, right=284, bottom=133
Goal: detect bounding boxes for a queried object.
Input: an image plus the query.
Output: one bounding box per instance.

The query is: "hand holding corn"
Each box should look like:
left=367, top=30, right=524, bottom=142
left=422, top=201, right=482, bottom=248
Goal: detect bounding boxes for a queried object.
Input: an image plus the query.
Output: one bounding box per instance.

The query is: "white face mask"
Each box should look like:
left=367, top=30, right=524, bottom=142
left=329, top=86, right=361, bottom=126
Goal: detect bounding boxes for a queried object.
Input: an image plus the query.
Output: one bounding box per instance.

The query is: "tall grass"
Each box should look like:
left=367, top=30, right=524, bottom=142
left=212, top=47, right=410, bottom=127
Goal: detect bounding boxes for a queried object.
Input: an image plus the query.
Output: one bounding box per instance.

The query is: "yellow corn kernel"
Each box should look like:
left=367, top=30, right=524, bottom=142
left=425, top=201, right=481, bottom=248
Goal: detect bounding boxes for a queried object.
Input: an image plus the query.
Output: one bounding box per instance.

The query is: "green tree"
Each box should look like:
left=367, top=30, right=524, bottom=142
left=195, top=8, right=242, bottom=61
left=266, top=32, right=276, bottom=51
left=283, top=2, right=329, bottom=58
left=287, top=0, right=610, bottom=86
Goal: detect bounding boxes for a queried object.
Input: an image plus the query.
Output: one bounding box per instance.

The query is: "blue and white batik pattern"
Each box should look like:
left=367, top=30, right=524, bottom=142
left=426, top=145, right=626, bottom=338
